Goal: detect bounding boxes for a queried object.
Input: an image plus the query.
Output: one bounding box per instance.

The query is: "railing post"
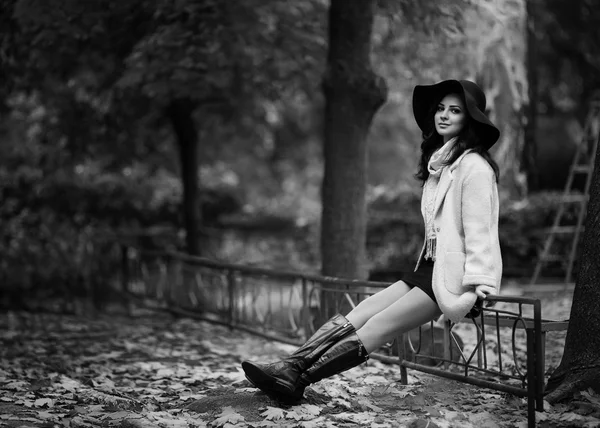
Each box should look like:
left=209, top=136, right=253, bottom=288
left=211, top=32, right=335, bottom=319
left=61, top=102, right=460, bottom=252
left=121, top=244, right=130, bottom=295
left=476, top=323, right=483, bottom=369
left=301, top=278, right=310, bottom=340
left=170, top=255, right=183, bottom=307
left=443, top=321, right=451, bottom=370
left=526, top=328, right=536, bottom=428
left=167, top=257, right=176, bottom=307
left=399, top=334, right=408, bottom=385
left=534, top=300, right=545, bottom=412
left=227, top=270, right=236, bottom=329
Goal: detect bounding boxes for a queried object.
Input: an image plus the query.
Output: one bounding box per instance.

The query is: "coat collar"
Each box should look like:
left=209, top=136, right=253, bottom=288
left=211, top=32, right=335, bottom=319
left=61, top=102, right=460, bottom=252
left=432, top=149, right=473, bottom=217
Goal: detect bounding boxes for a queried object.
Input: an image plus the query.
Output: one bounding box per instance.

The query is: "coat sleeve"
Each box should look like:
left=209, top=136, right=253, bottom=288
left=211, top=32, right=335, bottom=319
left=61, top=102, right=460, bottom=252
left=460, top=165, right=499, bottom=289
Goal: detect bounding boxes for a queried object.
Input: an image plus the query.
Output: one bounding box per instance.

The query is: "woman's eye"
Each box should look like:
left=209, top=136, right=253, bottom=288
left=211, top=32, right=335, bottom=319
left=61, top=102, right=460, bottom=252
left=437, top=106, right=444, bottom=112
left=451, top=109, right=461, bottom=114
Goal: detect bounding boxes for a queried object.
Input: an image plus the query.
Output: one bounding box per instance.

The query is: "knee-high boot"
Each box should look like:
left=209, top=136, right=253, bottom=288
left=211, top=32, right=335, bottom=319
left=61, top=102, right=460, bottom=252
left=242, top=314, right=354, bottom=397
left=288, top=331, right=369, bottom=400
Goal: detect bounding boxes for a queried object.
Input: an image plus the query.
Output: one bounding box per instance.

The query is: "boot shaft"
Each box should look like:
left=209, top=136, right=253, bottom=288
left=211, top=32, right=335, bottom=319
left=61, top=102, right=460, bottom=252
left=291, top=313, right=351, bottom=357
left=290, top=314, right=354, bottom=372
left=242, top=313, right=356, bottom=398
left=299, top=332, right=369, bottom=387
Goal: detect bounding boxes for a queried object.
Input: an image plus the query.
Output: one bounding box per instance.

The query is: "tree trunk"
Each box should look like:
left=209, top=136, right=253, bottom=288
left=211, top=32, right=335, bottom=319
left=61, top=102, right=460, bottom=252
left=523, top=0, right=539, bottom=191
left=167, top=99, right=201, bottom=256
left=465, top=0, right=529, bottom=198
left=320, top=0, right=387, bottom=281
left=545, top=133, right=600, bottom=402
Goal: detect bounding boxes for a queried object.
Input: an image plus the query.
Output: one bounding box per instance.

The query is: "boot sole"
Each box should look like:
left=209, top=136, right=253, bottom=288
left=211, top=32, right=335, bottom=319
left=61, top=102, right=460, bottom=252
left=245, top=375, right=303, bottom=402
left=242, top=362, right=302, bottom=400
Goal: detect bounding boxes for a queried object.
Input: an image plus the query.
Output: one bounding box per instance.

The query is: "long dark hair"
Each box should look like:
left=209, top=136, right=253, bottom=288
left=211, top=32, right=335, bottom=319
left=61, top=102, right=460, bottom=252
left=414, top=92, right=500, bottom=184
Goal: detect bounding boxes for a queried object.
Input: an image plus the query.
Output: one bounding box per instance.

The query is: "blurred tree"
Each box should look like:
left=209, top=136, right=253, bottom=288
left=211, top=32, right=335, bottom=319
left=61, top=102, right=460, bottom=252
left=0, top=0, right=330, bottom=305
left=523, top=0, right=539, bottom=190
left=320, top=0, right=497, bottom=279
left=526, top=0, right=600, bottom=191
left=319, top=0, right=387, bottom=279
left=372, top=0, right=529, bottom=198
left=167, top=99, right=201, bottom=254
left=1, top=0, right=546, bottom=297
left=2, top=0, right=328, bottom=256
left=472, top=0, right=528, bottom=197
left=532, top=0, right=600, bottom=112
left=545, top=123, right=600, bottom=402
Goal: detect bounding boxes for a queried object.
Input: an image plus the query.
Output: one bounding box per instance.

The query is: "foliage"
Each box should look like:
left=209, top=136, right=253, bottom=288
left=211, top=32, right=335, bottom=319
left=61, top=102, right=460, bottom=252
left=0, top=0, right=591, bottom=301
left=199, top=187, right=586, bottom=283
left=372, top=0, right=529, bottom=196
left=3, top=0, right=330, bottom=183
left=531, top=0, right=600, bottom=113
left=1, top=0, right=328, bottom=299
left=0, top=93, right=239, bottom=305
left=498, top=191, right=587, bottom=277
left=364, top=187, right=581, bottom=278
left=0, top=103, right=166, bottom=307
left=1, top=308, right=598, bottom=427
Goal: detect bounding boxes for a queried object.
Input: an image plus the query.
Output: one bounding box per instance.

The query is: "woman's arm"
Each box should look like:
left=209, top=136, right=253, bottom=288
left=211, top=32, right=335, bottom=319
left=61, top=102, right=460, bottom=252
left=460, top=163, right=499, bottom=290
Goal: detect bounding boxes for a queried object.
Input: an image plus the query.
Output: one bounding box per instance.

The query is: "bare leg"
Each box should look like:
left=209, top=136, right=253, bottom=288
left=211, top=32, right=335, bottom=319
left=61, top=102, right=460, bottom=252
left=345, top=280, right=412, bottom=330
left=355, top=287, right=441, bottom=353
left=243, top=282, right=434, bottom=400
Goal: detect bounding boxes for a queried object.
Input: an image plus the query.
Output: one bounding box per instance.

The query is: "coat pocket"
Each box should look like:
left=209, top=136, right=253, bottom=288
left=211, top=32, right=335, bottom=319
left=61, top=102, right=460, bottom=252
left=444, top=252, right=466, bottom=294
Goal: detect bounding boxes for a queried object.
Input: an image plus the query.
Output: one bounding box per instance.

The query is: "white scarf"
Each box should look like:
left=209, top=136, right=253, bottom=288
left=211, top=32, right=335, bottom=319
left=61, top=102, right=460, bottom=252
left=427, top=137, right=458, bottom=177
left=423, top=137, right=458, bottom=261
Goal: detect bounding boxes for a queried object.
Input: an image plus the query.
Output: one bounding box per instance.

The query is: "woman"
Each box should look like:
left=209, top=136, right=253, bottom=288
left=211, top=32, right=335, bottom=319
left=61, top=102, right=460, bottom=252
left=242, top=79, right=503, bottom=401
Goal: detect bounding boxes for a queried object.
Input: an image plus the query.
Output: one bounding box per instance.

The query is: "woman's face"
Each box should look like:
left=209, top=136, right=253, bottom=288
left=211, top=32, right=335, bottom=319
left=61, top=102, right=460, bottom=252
left=434, top=93, right=467, bottom=143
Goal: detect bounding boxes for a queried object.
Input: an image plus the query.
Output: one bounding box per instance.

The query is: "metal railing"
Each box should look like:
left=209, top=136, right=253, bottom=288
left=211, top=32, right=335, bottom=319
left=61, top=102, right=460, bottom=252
left=118, top=246, right=568, bottom=428
left=120, top=247, right=388, bottom=345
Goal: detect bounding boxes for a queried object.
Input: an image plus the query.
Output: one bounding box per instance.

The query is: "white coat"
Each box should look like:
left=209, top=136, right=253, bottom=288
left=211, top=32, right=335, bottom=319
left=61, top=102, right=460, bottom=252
left=415, top=150, right=502, bottom=323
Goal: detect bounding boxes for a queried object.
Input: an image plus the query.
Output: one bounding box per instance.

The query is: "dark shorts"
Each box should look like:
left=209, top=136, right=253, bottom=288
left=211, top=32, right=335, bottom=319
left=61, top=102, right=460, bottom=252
left=402, top=259, right=437, bottom=303
left=403, top=259, right=487, bottom=317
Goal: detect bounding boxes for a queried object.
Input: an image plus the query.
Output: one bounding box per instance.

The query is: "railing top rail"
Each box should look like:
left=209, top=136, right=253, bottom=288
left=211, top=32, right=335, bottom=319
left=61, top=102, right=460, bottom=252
left=129, top=247, right=559, bottom=301
left=473, top=316, right=569, bottom=330
left=484, top=294, right=540, bottom=305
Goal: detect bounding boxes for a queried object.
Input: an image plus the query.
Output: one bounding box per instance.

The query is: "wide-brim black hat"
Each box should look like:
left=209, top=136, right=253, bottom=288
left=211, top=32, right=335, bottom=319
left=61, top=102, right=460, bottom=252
left=412, top=79, right=500, bottom=149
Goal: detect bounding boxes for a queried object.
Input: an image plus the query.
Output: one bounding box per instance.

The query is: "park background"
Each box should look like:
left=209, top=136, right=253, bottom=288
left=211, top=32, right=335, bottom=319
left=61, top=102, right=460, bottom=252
left=1, top=0, right=597, bottom=311
left=2, top=1, right=600, bottom=427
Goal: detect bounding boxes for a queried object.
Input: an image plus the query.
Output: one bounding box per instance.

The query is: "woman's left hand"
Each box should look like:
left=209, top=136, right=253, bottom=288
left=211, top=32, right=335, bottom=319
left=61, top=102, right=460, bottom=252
left=475, top=285, right=497, bottom=300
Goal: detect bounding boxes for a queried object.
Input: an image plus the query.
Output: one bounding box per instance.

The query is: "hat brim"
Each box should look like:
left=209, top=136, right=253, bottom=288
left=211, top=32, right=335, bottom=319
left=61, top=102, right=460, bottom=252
left=412, top=80, right=500, bottom=149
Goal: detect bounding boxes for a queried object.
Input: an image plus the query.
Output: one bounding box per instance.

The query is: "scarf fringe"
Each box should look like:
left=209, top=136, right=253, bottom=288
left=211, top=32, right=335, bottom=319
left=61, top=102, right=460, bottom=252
left=425, top=238, right=437, bottom=261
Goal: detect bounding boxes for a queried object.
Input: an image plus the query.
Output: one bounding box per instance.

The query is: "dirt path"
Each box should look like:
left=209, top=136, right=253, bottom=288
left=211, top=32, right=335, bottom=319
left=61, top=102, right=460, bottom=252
left=0, top=306, right=597, bottom=428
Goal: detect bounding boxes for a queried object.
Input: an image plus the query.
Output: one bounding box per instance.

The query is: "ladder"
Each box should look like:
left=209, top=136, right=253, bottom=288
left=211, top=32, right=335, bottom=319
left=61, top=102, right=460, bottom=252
left=530, top=96, right=600, bottom=286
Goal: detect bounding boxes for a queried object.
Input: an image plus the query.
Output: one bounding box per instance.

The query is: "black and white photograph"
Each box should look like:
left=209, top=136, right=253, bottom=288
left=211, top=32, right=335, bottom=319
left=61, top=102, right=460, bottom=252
left=1, top=1, right=599, bottom=427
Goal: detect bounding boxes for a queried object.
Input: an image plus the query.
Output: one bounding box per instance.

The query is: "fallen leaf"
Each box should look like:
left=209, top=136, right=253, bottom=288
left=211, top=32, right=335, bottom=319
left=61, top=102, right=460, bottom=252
left=468, top=411, right=501, bottom=428
left=582, top=389, right=600, bottom=409
left=34, top=398, right=54, bottom=408
left=103, top=410, right=142, bottom=420
left=261, top=407, right=285, bottom=421
left=331, top=411, right=377, bottom=424
left=212, top=406, right=245, bottom=427
left=3, top=381, right=29, bottom=391
left=559, top=412, right=583, bottom=422
left=298, top=417, right=329, bottom=428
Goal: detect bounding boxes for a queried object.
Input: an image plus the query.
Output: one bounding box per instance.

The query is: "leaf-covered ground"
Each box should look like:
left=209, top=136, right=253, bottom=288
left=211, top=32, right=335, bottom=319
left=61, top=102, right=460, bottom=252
left=1, top=293, right=599, bottom=428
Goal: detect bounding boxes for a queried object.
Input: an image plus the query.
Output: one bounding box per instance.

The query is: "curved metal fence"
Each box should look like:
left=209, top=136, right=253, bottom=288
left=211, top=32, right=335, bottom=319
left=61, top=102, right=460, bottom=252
left=115, top=244, right=568, bottom=428
left=120, top=246, right=388, bottom=345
